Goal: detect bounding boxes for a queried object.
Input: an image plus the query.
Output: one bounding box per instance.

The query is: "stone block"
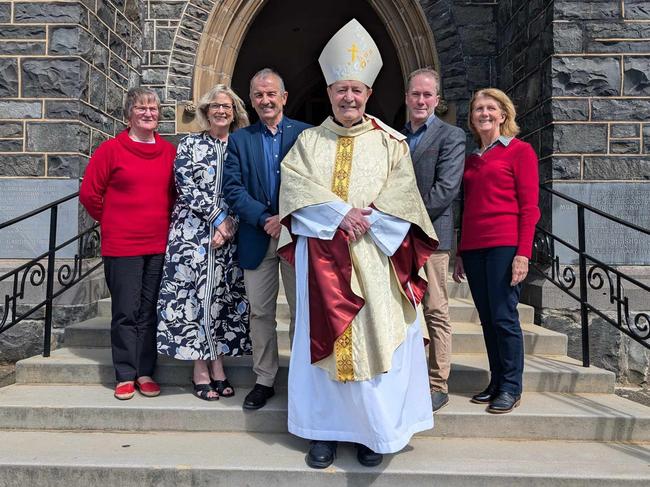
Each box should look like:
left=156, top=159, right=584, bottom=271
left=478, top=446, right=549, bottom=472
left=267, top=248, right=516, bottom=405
left=0, top=178, right=79, bottom=258
left=157, top=121, right=175, bottom=134
left=591, top=99, right=650, bottom=121
left=171, top=50, right=195, bottom=66
left=96, top=0, right=115, bottom=28
left=161, top=106, right=176, bottom=121
left=178, top=27, right=201, bottom=43
left=555, top=1, right=621, bottom=20
left=190, top=0, right=214, bottom=11
left=624, top=57, right=650, bottom=96
left=90, top=130, right=108, bottom=153
left=109, top=32, right=127, bottom=60
left=0, top=100, right=41, bottom=119
left=0, top=122, right=23, bottom=138
left=47, top=155, right=84, bottom=177
left=551, top=182, right=650, bottom=264
left=110, top=54, right=129, bottom=79
left=0, top=26, right=46, bottom=40
left=45, top=100, right=80, bottom=119
left=142, top=68, right=167, bottom=85
left=124, top=0, right=143, bottom=23
left=0, top=2, right=9, bottom=22
left=459, top=26, right=496, bottom=56
left=0, top=320, right=45, bottom=362
left=0, top=58, right=18, bottom=97
left=552, top=57, right=620, bottom=97
left=22, top=58, right=89, bottom=98
left=150, top=1, right=185, bottom=19
left=167, top=86, right=190, bottom=101
left=625, top=0, right=650, bottom=20
left=185, top=4, right=209, bottom=21
left=554, top=124, right=607, bottom=153
left=0, top=154, right=44, bottom=176
left=644, top=125, right=650, bottom=154
left=89, top=14, right=109, bottom=45
left=93, top=43, right=109, bottom=72
left=168, top=75, right=191, bottom=89
left=109, top=69, right=128, bottom=90
left=89, top=70, right=107, bottom=111
left=585, top=22, right=650, bottom=53
left=49, top=26, right=93, bottom=60
left=14, top=2, right=87, bottom=24
left=114, top=12, right=131, bottom=45
left=611, top=124, right=640, bottom=138
left=0, top=41, right=46, bottom=55
left=180, top=14, right=204, bottom=33
left=610, top=140, right=641, bottom=154
left=156, top=28, right=176, bottom=50
left=0, top=139, right=22, bottom=152
left=540, top=156, right=581, bottom=181
left=105, top=80, right=124, bottom=119
left=169, top=62, right=192, bottom=77
left=151, top=53, right=170, bottom=65
left=584, top=156, right=650, bottom=180
left=551, top=99, right=589, bottom=121
left=26, top=122, right=89, bottom=154
left=79, top=104, right=114, bottom=133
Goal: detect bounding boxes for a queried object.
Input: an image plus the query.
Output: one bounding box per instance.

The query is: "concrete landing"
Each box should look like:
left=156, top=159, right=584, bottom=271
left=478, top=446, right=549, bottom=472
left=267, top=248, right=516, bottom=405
left=0, top=430, right=648, bottom=486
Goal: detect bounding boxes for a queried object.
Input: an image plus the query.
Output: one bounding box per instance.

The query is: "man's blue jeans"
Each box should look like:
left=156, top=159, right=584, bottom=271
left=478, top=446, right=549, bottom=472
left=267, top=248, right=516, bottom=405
left=462, top=246, right=524, bottom=395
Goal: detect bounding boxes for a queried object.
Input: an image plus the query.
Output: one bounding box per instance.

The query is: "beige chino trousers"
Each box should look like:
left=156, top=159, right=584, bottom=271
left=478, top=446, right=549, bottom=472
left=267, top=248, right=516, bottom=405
left=423, top=250, right=452, bottom=393
left=243, top=238, right=296, bottom=388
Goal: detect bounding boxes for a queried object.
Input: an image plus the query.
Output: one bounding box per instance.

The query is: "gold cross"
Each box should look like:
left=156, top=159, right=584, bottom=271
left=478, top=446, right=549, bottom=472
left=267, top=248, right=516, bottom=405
left=348, top=43, right=358, bottom=62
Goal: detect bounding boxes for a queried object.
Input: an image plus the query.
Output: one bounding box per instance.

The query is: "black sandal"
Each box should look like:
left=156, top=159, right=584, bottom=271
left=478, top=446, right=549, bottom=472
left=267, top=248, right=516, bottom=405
left=211, top=378, right=235, bottom=398
left=192, top=381, right=219, bottom=401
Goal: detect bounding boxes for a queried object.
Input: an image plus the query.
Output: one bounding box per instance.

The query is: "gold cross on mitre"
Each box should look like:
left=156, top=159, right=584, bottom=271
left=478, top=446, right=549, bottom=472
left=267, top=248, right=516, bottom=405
left=348, top=43, right=358, bottom=62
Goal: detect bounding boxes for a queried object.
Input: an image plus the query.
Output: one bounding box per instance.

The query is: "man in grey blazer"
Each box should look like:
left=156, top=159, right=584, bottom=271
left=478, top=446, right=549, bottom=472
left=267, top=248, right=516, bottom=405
left=403, top=68, right=465, bottom=412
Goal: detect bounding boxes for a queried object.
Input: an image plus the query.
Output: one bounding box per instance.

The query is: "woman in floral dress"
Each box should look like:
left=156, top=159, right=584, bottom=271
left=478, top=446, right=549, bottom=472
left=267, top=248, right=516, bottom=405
left=157, top=84, right=251, bottom=400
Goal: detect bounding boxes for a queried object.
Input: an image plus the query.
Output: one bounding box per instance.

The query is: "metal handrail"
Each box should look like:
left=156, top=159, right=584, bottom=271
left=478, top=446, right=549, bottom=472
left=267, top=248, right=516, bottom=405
left=0, top=191, right=101, bottom=357
left=531, top=185, right=650, bottom=367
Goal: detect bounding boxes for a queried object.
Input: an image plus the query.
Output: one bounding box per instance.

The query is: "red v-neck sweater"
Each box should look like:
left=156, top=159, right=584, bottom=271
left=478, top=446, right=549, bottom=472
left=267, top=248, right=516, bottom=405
left=459, top=138, right=540, bottom=259
left=80, top=130, right=176, bottom=257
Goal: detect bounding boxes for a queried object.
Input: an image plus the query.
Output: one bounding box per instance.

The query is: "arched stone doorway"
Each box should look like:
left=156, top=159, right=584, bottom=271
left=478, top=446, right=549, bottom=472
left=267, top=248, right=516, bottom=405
left=190, top=0, right=441, bottom=127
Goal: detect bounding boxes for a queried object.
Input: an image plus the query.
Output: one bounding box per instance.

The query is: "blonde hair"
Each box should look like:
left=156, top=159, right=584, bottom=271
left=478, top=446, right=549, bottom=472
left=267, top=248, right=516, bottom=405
left=195, top=84, right=250, bottom=132
left=468, top=88, right=520, bottom=142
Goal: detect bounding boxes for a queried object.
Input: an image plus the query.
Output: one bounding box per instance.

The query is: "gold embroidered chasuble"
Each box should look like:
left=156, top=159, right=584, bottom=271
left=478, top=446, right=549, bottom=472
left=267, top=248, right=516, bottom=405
left=280, top=116, right=437, bottom=382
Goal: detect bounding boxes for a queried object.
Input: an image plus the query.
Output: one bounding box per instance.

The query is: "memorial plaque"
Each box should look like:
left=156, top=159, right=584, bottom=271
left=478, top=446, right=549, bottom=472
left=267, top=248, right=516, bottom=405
left=552, top=182, right=650, bottom=265
left=0, top=179, right=79, bottom=258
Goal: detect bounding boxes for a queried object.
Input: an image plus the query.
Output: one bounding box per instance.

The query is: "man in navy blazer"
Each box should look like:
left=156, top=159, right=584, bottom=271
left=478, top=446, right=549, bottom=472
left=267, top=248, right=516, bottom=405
left=403, top=68, right=465, bottom=413
left=223, top=68, right=310, bottom=410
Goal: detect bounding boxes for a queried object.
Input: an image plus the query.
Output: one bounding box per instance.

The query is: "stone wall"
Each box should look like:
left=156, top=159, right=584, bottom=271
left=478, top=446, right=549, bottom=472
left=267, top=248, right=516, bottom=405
left=0, top=1, right=146, bottom=178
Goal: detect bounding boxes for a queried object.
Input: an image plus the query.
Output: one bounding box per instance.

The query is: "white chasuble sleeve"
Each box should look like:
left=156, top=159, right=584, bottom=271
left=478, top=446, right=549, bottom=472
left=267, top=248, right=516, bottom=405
left=291, top=201, right=351, bottom=239
left=366, top=209, right=410, bottom=256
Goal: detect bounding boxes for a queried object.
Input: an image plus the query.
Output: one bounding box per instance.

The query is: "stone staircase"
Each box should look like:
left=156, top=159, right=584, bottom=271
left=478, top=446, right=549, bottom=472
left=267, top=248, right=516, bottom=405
left=1, top=280, right=649, bottom=485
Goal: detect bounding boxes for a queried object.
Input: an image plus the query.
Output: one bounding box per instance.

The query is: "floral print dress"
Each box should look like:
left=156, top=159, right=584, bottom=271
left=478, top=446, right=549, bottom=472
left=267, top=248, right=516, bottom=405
left=157, top=132, right=251, bottom=360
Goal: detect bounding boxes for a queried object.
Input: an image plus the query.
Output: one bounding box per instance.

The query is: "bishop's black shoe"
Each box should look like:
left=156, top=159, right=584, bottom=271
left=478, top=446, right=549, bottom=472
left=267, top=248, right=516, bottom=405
left=356, top=443, right=383, bottom=467
left=306, top=440, right=337, bottom=469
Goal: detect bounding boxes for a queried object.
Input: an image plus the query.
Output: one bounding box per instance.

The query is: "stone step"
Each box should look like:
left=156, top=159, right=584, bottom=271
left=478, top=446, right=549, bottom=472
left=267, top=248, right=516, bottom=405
left=15, top=348, right=615, bottom=393
left=97, top=294, right=536, bottom=324
left=0, top=430, right=648, bottom=486
left=65, top=316, right=567, bottom=355
left=0, top=384, right=648, bottom=442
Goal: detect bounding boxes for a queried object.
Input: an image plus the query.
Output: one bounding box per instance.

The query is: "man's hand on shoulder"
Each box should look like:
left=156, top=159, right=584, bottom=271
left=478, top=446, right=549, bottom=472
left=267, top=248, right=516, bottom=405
left=264, top=215, right=282, bottom=239
left=340, top=208, right=372, bottom=241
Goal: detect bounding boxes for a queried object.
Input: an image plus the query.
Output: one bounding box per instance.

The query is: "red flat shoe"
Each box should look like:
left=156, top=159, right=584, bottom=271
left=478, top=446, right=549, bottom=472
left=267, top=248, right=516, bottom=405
left=114, top=382, right=135, bottom=400
left=135, top=379, right=161, bottom=397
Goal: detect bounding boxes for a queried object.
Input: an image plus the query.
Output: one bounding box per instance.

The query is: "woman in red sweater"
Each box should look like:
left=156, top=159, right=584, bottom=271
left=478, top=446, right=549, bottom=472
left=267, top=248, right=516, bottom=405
left=80, top=87, right=176, bottom=400
left=453, top=88, right=540, bottom=413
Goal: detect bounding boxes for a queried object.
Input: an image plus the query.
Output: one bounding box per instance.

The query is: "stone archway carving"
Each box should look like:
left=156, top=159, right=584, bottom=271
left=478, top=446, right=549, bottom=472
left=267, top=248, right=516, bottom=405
left=192, top=0, right=439, bottom=101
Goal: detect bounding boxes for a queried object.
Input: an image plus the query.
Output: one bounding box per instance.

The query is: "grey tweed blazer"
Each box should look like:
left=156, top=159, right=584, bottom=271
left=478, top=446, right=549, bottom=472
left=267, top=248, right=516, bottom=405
left=406, top=117, right=465, bottom=250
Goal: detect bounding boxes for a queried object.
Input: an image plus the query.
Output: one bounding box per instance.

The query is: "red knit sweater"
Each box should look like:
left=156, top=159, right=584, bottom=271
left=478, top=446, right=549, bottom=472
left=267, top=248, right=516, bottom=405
left=79, top=130, right=176, bottom=257
left=459, top=138, right=540, bottom=259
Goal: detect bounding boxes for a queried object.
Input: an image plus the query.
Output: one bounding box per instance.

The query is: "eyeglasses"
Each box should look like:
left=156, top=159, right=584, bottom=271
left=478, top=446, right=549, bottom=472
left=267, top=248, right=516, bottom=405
left=133, top=106, right=159, bottom=114
left=208, top=103, right=233, bottom=112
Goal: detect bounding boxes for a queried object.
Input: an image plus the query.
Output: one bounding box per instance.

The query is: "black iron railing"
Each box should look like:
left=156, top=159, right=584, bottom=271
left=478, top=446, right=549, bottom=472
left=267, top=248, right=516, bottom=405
left=0, top=192, right=101, bottom=357
left=531, top=185, right=650, bottom=367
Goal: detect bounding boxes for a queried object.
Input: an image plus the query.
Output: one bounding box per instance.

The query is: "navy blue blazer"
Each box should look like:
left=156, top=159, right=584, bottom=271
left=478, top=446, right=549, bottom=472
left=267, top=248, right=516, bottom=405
left=223, top=117, right=311, bottom=269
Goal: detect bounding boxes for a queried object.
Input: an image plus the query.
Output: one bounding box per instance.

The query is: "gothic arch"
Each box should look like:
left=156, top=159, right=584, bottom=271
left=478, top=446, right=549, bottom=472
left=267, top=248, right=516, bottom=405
left=191, top=0, right=439, bottom=100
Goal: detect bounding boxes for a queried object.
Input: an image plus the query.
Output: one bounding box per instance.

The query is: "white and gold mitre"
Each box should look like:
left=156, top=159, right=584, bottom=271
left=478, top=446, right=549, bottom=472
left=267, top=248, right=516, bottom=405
left=318, top=19, right=383, bottom=87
